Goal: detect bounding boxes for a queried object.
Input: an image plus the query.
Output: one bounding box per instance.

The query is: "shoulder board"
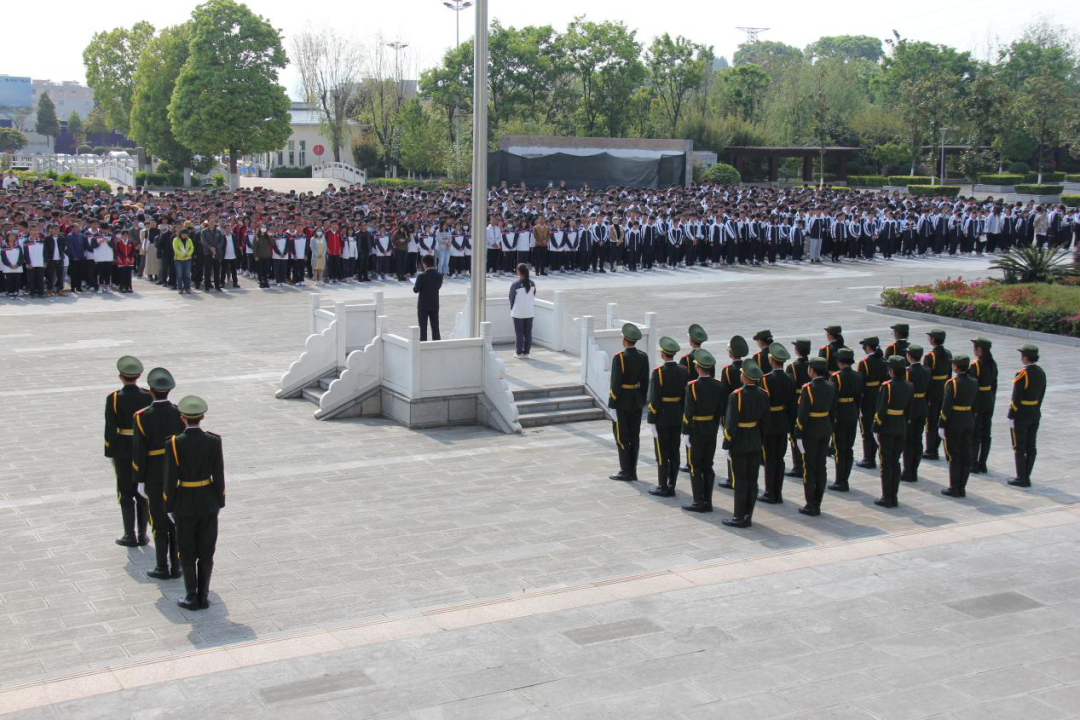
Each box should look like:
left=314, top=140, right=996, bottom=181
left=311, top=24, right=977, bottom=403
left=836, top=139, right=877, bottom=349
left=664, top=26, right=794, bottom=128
left=687, top=379, right=698, bottom=385
left=134, top=406, right=149, bottom=415
left=208, top=431, right=221, bottom=438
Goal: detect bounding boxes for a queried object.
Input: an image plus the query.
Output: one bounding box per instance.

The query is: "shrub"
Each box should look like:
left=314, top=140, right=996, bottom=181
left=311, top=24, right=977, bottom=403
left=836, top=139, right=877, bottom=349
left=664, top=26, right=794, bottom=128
left=1066, top=174, right=1080, bottom=183
left=366, top=177, right=466, bottom=191
left=846, top=175, right=889, bottom=187
left=137, top=171, right=183, bottom=187
left=76, top=144, right=93, bottom=154
left=1013, top=184, right=1063, bottom=195
left=92, top=146, right=107, bottom=155
left=908, top=185, right=961, bottom=197
left=57, top=172, right=77, bottom=183
left=978, top=173, right=1023, bottom=185
left=990, top=246, right=1077, bottom=284
left=272, top=165, right=312, bottom=178
left=1007, top=161, right=1030, bottom=174
left=888, top=175, right=933, bottom=186
left=701, top=162, right=741, bottom=186
left=212, top=173, right=225, bottom=188
left=156, top=160, right=173, bottom=174
left=1063, top=195, right=1080, bottom=207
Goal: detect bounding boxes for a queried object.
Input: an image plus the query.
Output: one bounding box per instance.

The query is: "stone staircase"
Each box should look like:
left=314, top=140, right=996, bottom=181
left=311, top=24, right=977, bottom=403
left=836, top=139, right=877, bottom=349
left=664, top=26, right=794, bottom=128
left=513, top=385, right=606, bottom=428
left=299, top=372, right=337, bottom=406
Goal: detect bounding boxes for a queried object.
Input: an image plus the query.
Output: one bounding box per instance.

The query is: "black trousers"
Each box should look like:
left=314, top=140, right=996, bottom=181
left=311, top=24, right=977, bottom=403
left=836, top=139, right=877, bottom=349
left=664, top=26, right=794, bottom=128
left=788, top=431, right=804, bottom=476
left=26, top=267, right=45, bottom=296
left=46, top=260, right=64, bottom=292
left=972, top=408, right=993, bottom=468
left=859, top=404, right=879, bottom=462
left=903, top=416, right=925, bottom=480
left=513, top=317, right=533, bottom=355
left=145, top=480, right=177, bottom=569
left=418, top=308, right=440, bottom=341
left=176, top=512, right=218, bottom=564
left=203, top=257, right=222, bottom=289
left=879, top=433, right=903, bottom=503
left=832, top=420, right=857, bottom=488
left=257, top=257, right=271, bottom=287
left=69, top=260, right=84, bottom=290
left=221, top=258, right=238, bottom=286
left=763, top=431, right=787, bottom=499
left=114, top=457, right=147, bottom=537
left=802, top=437, right=829, bottom=511
left=273, top=258, right=287, bottom=284
left=652, top=425, right=681, bottom=488
left=613, top=409, right=642, bottom=477
left=730, top=449, right=761, bottom=519
left=395, top=250, right=409, bottom=280
left=925, top=397, right=944, bottom=455
left=533, top=246, right=547, bottom=274
left=1012, top=419, right=1039, bottom=484
left=944, top=426, right=972, bottom=492
left=687, top=434, right=717, bottom=507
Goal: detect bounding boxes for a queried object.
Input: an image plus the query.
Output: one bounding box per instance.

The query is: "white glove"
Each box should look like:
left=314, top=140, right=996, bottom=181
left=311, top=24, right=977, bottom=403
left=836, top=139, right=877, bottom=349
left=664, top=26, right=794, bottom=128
left=649, top=425, right=658, bottom=439
left=938, top=427, right=946, bottom=440
left=725, top=448, right=731, bottom=461
left=874, top=434, right=882, bottom=447
left=682, top=434, right=691, bottom=448
left=796, top=439, right=804, bottom=455
left=1009, top=419, right=1015, bottom=429
left=607, top=407, right=617, bottom=422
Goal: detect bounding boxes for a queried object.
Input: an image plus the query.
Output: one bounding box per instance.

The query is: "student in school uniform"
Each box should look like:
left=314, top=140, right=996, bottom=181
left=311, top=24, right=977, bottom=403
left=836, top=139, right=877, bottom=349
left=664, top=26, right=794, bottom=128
left=91, top=227, right=115, bottom=294
left=2, top=231, right=24, bottom=298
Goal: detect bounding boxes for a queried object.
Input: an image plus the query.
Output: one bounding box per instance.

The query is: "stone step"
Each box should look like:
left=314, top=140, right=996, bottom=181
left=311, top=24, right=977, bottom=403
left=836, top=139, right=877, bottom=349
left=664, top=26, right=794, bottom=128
left=515, top=395, right=596, bottom=415
left=518, top=407, right=607, bottom=428
left=318, top=375, right=338, bottom=390
left=512, top=384, right=586, bottom=402
left=301, top=386, right=325, bottom=405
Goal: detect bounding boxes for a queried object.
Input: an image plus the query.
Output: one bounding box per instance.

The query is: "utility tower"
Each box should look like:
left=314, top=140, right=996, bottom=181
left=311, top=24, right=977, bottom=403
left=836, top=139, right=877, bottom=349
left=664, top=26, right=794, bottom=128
left=736, top=27, right=770, bottom=44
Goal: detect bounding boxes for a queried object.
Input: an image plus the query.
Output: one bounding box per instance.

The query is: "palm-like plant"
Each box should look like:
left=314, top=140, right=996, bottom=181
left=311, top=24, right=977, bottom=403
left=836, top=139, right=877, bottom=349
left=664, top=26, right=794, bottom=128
left=990, top=246, right=1078, bottom=284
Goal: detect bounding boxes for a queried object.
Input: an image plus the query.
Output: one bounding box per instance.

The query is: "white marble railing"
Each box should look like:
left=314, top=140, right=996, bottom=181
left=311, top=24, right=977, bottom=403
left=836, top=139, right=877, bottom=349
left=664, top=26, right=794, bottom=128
left=579, top=303, right=657, bottom=406
left=449, top=288, right=568, bottom=352
left=313, top=161, right=367, bottom=185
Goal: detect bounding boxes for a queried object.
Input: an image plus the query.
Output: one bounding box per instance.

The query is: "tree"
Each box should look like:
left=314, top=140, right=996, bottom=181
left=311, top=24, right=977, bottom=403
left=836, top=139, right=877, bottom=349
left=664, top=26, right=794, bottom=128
left=131, top=24, right=196, bottom=174
left=806, top=35, right=884, bottom=63
left=66, top=112, right=85, bottom=145
left=169, top=0, right=292, bottom=186
left=356, top=34, right=414, bottom=174
left=869, top=142, right=910, bottom=174
left=562, top=18, right=644, bottom=136
left=0, top=106, right=33, bottom=133
left=733, top=41, right=803, bottom=75
left=720, top=65, right=771, bottom=122
left=1011, top=70, right=1074, bottom=181
left=34, top=93, right=60, bottom=149
left=646, top=34, right=711, bottom=137
left=85, top=105, right=109, bottom=136
left=82, top=21, right=156, bottom=135
left=419, top=41, right=473, bottom=143
left=292, top=27, right=365, bottom=163
left=0, top=128, right=28, bottom=153
left=397, top=100, right=446, bottom=176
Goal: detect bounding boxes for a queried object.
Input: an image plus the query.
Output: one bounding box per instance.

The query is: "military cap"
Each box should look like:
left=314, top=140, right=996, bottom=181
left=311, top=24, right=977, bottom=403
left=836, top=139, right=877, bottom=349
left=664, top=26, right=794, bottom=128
left=752, top=329, right=773, bottom=342
left=116, top=355, right=143, bottom=377
left=792, top=337, right=812, bottom=353
left=146, top=367, right=175, bottom=391
left=694, top=349, right=716, bottom=368
left=906, top=344, right=924, bottom=360
left=727, top=335, right=748, bottom=358
left=658, top=336, right=680, bottom=355
left=177, top=395, right=208, bottom=418
left=742, top=364, right=765, bottom=381
left=836, top=348, right=856, bottom=364
left=809, top=357, right=828, bottom=373
left=824, top=324, right=842, bottom=336
left=952, top=354, right=970, bottom=371
left=768, top=342, right=790, bottom=362
left=688, top=324, right=708, bottom=344
left=860, top=336, right=880, bottom=348
left=890, top=323, right=910, bottom=335
left=1018, top=343, right=1039, bottom=359
left=887, top=355, right=907, bottom=372
left=927, top=328, right=946, bottom=342
left=971, top=337, right=992, bottom=350
left=622, top=323, right=642, bottom=342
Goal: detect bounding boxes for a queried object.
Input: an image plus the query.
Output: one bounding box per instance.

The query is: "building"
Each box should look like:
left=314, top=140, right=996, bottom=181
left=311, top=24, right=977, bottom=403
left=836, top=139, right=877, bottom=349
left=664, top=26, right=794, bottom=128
left=32, top=80, right=94, bottom=122
left=0, top=75, right=95, bottom=153
left=251, top=102, right=361, bottom=173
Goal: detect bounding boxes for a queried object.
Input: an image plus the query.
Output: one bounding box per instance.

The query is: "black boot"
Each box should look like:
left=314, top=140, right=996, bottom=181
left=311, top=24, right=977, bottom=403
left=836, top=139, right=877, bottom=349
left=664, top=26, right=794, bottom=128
left=136, top=496, right=149, bottom=546
left=197, top=561, right=213, bottom=609
left=116, top=501, right=137, bottom=546
left=177, top=564, right=200, bottom=610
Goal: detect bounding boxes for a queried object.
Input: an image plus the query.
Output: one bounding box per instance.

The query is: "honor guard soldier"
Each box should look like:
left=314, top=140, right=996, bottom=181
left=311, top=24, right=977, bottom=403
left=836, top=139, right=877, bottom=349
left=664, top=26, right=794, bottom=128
left=901, top=345, right=931, bottom=482
left=647, top=336, right=689, bottom=497
left=970, top=337, right=998, bottom=474
left=820, top=325, right=844, bottom=373
left=760, top=343, right=796, bottom=504
left=1007, top=344, right=1046, bottom=488
left=750, top=329, right=773, bottom=371
left=923, top=328, right=952, bottom=460
left=681, top=350, right=722, bottom=512
left=165, top=396, right=225, bottom=611
left=795, top=356, right=837, bottom=516
left=104, top=355, right=153, bottom=547
left=829, top=348, right=863, bottom=492
left=722, top=363, right=769, bottom=528
left=939, top=355, right=978, bottom=498
left=679, top=324, right=708, bottom=381
left=131, top=368, right=184, bottom=579
left=856, top=337, right=889, bottom=469
left=873, top=356, right=914, bottom=508
left=607, top=323, right=650, bottom=481
left=885, top=323, right=910, bottom=359
left=785, top=338, right=813, bottom=479
left=716, top=335, right=748, bottom=489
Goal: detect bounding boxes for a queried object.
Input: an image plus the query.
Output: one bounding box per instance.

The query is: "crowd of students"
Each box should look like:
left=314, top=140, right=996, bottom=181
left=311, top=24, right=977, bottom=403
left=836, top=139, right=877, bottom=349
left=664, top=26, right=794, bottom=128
left=2, top=171, right=1077, bottom=300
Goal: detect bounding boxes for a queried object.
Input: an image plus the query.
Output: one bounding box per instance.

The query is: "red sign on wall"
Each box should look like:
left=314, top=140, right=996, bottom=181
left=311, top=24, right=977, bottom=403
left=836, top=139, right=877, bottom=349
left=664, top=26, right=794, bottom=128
left=313, top=144, right=325, bottom=157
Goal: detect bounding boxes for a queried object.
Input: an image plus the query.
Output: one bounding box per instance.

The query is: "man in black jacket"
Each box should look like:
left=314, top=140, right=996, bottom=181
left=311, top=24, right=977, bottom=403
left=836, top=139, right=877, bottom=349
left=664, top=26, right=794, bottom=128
left=413, top=254, right=443, bottom=341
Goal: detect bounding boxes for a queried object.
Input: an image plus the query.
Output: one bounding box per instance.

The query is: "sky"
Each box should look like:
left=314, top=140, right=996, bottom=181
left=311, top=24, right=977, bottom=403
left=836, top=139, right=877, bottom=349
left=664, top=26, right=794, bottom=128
left=6, top=0, right=1080, bottom=98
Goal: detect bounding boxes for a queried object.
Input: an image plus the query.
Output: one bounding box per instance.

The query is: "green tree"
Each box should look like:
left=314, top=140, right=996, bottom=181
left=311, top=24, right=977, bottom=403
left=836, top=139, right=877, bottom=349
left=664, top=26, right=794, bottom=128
left=419, top=41, right=473, bottom=142
left=34, top=92, right=60, bottom=149
left=0, top=127, right=28, bottom=153
left=82, top=21, right=156, bottom=134
left=131, top=24, right=195, bottom=171
left=169, top=0, right=292, bottom=184
left=85, top=105, right=109, bottom=136
left=720, top=65, right=770, bottom=122
left=66, top=111, right=84, bottom=144
left=562, top=18, right=644, bottom=136
left=733, top=41, right=803, bottom=75
left=397, top=100, right=446, bottom=176
left=646, top=33, right=711, bottom=137
left=1011, top=70, right=1075, bottom=181
left=806, top=35, right=884, bottom=63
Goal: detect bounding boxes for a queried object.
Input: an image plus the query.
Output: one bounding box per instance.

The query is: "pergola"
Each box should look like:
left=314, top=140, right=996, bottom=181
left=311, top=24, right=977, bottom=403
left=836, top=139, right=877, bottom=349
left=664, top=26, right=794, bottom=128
left=725, top=146, right=861, bottom=182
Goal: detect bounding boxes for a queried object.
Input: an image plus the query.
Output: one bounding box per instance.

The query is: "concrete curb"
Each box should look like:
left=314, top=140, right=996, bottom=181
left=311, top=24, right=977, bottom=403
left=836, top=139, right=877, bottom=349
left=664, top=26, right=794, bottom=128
left=866, top=305, right=1080, bottom=348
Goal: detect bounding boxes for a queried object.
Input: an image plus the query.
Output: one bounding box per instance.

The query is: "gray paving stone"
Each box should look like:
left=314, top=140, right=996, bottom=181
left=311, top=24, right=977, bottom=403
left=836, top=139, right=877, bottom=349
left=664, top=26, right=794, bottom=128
left=945, top=695, right=1068, bottom=720
left=1032, top=684, right=1080, bottom=715
left=947, top=591, right=1045, bottom=619
left=945, top=665, right=1060, bottom=701
left=855, top=683, right=974, bottom=720
left=562, top=618, right=663, bottom=646
left=257, top=670, right=376, bottom=705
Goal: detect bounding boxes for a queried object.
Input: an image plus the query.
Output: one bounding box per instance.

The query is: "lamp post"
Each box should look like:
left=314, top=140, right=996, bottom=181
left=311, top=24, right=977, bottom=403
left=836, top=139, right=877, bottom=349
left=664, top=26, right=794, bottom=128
left=442, top=0, right=472, bottom=159
left=385, top=40, right=409, bottom=179
left=468, top=0, right=488, bottom=337
left=939, top=127, right=947, bottom=186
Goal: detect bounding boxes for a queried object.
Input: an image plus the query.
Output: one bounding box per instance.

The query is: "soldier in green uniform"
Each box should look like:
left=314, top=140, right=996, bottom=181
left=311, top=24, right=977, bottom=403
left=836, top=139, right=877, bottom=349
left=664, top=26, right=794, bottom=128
left=873, top=355, right=914, bottom=508
left=647, top=337, right=689, bottom=497
left=939, top=355, right=978, bottom=498
left=716, top=335, right=748, bottom=490
left=923, top=329, right=952, bottom=460
left=722, top=363, right=769, bottom=528
left=820, top=325, right=844, bottom=373
left=856, top=337, right=889, bottom=469
left=607, top=323, right=650, bottom=481
left=795, top=357, right=838, bottom=516
left=681, top=351, right=722, bottom=513
left=1007, top=344, right=1046, bottom=488
left=884, top=323, right=910, bottom=359
left=750, top=329, right=773, bottom=371
left=678, top=324, right=708, bottom=382
left=970, top=337, right=998, bottom=474
left=131, top=368, right=185, bottom=579
left=828, top=348, right=863, bottom=492
left=104, top=356, right=153, bottom=547
left=760, top=343, right=795, bottom=504
left=785, top=338, right=813, bottom=479
left=165, top=396, right=226, bottom=611
left=901, top=345, right=931, bottom=482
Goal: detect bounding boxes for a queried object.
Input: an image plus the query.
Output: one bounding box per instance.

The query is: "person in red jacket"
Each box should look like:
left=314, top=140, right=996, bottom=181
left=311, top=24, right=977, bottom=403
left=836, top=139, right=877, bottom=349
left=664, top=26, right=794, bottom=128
left=325, top=223, right=342, bottom=284
left=114, top=225, right=138, bottom=293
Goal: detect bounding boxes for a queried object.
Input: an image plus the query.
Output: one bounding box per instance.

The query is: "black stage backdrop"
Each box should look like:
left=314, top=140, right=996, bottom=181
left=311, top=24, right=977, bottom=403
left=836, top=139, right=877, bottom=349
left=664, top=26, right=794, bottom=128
left=487, top=151, right=686, bottom=189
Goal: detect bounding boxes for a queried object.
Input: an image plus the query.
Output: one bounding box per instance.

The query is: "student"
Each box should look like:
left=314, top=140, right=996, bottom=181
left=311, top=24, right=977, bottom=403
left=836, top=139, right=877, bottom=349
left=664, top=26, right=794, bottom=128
left=2, top=231, right=24, bottom=298
left=91, top=227, right=115, bottom=294
left=509, top=263, right=537, bottom=359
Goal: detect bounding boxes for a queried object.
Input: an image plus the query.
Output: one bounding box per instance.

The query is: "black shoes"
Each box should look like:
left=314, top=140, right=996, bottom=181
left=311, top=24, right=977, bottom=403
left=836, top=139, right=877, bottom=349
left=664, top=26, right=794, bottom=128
left=147, top=567, right=173, bottom=580
left=115, top=534, right=138, bottom=547
left=856, top=460, right=876, bottom=469
left=922, top=452, right=939, bottom=460
left=649, top=486, right=675, bottom=497
left=941, top=488, right=966, bottom=498
left=609, top=473, right=636, bottom=482
left=716, top=480, right=734, bottom=490
left=137, top=534, right=150, bottom=547
left=828, top=483, right=849, bottom=492
left=1008, top=478, right=1031, bottom=488
left=798, top=506, right=820, bottom=516
left=722, top=517, right=752, bottom=528
left=681, top=502, right=712, bottom=513
left=758, top=493, right=782, bottom=504
left=680, top=465, right=691, bottom=474
left=784, top=469, right=802, bottom=478
left=900, top=475, right=917, bottom=483
left=874, top=498, right=898, bottom=508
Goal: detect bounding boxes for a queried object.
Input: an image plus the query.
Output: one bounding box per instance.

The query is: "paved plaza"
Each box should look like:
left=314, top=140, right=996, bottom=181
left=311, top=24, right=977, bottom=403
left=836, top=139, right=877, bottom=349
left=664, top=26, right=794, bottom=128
left=2, top=254, right=1079, bottom=718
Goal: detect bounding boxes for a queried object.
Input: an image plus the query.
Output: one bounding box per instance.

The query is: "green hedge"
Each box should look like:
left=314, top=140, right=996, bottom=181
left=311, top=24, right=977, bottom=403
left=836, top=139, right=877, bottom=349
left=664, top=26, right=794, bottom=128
left=701, top=162, right=741, bottom=186
left=888, top=175, right=933, bottom=186
left=366, top=178, right=467, bottom=191
left=978, top=174, right=1023, bottom=185
left=1023, top=171, right=1065, bottom=183
left=846, top=175, right=889, bottom=187
left=1062, top=195, right=1080, bottom=207
left=137, top=171, right=184, bottom=187
left=1065, top=174, right=1080, bottom=183
left=1014, top=184, right=1064, bottom=195
left=881, top=285, right=1080, bottom=338
left=908, top=185, right=961, bottom=197
left=272, top=165, right=312, bottom=178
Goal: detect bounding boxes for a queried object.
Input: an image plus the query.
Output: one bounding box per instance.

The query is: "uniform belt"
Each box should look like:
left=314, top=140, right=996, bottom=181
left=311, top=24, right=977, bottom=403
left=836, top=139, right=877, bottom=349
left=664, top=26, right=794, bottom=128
left=621, top=383, right=641, bottom=389
left=809, top=411, right=829, bottom=418
left=932, top=374, right=948, bottom=380
left=148, top=449, right=165, bottom=456
left=795, top=388, right=803, bottom=394
left=737, top=421, right=758, bottom=428
left=662, top=397, right=681, bottom=402
left=692, top=415, right=715, bottom=421
left=1021, top=400, right=1040, bottom=406
left=979, top=386, right=993, bottom=391
left=770, top=405, right=785, bottom=411
left=886, top=409, right=905, bottom=416
left=952, top=406, right=971, bottom=411
left=913, top=392, right=926, bottom=398
left=838, top=397, right=855, bottom=403
left=179, top=479, right=211, bottom=488
left=864, top=381, right=881, bottom=387
left=117, top=428, right=133, bottom=436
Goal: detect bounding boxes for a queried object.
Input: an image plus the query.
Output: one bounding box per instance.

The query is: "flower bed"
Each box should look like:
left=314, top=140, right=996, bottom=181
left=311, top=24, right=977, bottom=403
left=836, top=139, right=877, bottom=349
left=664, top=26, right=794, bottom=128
left=881, top=277, right=1080, bottom=337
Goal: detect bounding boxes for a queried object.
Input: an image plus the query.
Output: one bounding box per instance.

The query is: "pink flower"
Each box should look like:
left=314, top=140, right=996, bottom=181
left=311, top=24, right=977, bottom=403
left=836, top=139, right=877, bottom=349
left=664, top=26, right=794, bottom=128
left=913, top=292, right=935, bottom=305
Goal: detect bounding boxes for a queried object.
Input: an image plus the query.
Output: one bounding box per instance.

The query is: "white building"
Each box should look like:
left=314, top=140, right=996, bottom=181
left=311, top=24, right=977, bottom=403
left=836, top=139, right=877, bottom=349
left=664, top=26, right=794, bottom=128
left=252, top=102, right=360, bottom=173
left=0, top=76, right=95, bottom=153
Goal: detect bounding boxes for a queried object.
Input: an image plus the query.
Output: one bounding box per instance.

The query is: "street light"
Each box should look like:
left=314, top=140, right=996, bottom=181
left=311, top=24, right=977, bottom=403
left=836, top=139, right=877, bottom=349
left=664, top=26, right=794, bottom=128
left=469, top=0, right=488, bottom=337
left=384, top=41, right=409, bottom=178
left=442, top=0, right=472, bottom=159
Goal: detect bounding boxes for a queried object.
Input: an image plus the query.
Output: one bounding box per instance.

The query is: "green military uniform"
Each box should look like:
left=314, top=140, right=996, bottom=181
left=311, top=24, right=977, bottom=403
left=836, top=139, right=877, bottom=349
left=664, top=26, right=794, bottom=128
left=131, top=368, right=185, bottom=579
left=785, top=339, right=813, bottom=478
left=647, top=337, right=689, bottom=496
left=970, top=338, right=998, bottom=474
left=856, top=338, right=889, bottom=468
left=873, top=356, right=914, bottom=507
left=608, top=324, right=650, bottom=481
left=722, top=364, right=769, bottom=527
left=819, top=324, right=845, bottom=373
left=750, top=329, right=773, bottom=373
left=884, top=323, right=910, bottom=360
left=681, top=351, right=723, bottom=512
left=104, top=356, right=153, bottom=547
left=902, top=346, right=931, bottom=482
left=828, top=348, right=863, bottom=491
left=940, top=355, right=979, bottom=497
left=794, top=357, right=837, bottom=516
left=923, top=329, right=952, bottom=459
left=165, top=396, right=226, bottom=611
left=716, top=335, right=748, bottom=489
left=1007, top=345, right=1046, bottom=488
left=761, top=343, right=796, bottom=504
left=678, top=324, right=708, bottom=382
